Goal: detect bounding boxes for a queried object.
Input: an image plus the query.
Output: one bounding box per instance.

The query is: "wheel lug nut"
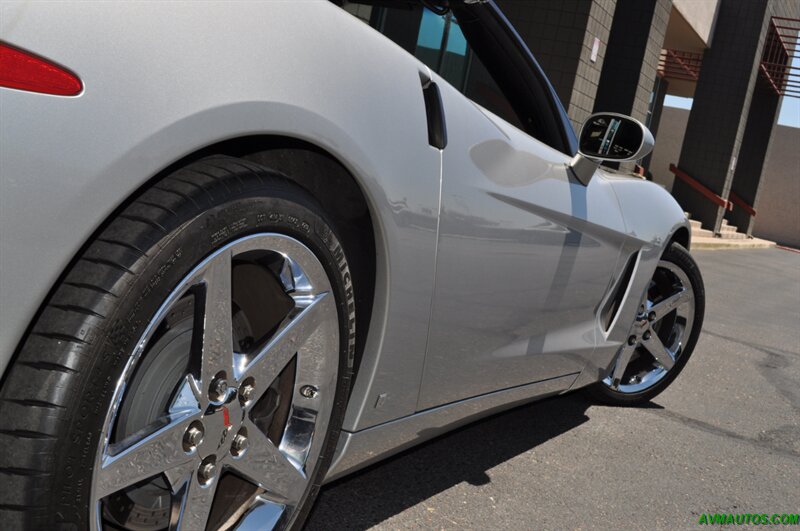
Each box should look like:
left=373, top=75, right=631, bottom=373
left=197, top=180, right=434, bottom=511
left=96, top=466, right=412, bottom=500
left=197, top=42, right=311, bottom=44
left=184, top=424, right=204, bottom=450
left=643, top=331, right=651, bottom=341
left=300, top=385, right=318, bottom=399
left=209, top=375, right=229, bottom=403
left=239, top=384, right=255, bottom=403
left=648, top=311, right=656, bottom=322
left=230, top=433, right=248, bottom=457
left=198, top=458, right=217, bottom=484
left=627, top=335, right=637, bottom=346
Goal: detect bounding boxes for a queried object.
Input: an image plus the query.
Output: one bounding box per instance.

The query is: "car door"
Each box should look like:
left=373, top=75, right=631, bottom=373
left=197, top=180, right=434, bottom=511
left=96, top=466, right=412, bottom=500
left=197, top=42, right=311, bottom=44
left=414, top=7, right=630, bottom=409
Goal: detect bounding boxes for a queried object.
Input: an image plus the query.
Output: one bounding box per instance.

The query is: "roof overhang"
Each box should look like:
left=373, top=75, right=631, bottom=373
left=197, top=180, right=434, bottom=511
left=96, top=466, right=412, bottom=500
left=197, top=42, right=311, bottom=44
left=660, top=1, right=719, bottom=97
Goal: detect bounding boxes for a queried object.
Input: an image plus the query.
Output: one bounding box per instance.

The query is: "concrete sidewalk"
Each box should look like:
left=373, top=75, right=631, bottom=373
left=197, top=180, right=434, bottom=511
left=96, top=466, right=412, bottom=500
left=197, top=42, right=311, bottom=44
left=307, top=248, right=800, bottom=531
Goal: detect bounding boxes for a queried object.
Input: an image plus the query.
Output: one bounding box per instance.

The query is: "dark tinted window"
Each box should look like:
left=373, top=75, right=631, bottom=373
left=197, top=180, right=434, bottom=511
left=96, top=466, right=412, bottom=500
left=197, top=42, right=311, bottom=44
left=360, top=4, right=524, bottom=129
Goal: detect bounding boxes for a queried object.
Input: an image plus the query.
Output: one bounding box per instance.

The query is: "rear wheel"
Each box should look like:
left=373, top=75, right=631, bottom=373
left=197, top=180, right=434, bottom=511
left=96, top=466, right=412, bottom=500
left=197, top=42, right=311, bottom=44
left=590, top=242, right=704, bottom=405
left=0, top=156, right=356, bottom=530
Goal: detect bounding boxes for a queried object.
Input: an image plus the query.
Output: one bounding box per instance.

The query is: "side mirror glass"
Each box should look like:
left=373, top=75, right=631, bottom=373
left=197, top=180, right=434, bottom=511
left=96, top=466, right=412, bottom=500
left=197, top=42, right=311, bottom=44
left=578, top=113, right=654, bottom=161
left=568, top=113, right=655, bottom=186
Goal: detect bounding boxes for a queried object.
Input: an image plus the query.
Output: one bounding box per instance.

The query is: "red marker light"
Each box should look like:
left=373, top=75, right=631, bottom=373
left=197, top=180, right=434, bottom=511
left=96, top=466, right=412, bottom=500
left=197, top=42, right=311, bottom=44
left=0, top=42, right=82, bottom=96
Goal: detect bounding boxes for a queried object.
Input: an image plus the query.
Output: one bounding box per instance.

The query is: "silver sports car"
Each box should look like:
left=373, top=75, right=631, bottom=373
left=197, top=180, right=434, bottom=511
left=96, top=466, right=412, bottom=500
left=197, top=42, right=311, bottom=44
left=0, top=1, right=704, bottom=529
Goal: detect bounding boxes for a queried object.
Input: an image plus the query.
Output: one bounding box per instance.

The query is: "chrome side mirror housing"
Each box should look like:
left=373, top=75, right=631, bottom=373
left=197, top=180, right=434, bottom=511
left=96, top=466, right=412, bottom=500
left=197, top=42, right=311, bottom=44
left=569, top=113, right=655, bottom=185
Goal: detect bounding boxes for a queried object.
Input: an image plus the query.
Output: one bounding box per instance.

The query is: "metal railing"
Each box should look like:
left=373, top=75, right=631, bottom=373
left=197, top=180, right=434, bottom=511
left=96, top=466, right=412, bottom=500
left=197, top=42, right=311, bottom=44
left=668, top=164, right=733, bottom=211
left=760, top=16, right=800, bottom=98
left=658, top=49, right=703, bottom=81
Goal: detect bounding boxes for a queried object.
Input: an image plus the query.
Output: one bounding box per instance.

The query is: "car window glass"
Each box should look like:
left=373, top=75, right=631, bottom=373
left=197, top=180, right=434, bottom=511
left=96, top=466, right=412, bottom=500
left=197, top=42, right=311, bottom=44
left=345, top=3, right=524, bottom=130
left=420, top=10, right=524, bottom=129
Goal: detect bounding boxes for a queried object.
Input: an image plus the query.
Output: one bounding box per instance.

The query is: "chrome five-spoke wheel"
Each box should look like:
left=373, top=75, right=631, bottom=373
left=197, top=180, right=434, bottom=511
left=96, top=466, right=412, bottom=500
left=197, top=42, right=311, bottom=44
left=92, top=233, right=339, bottom=531
left=597, top=242, right=704, bottom=403
left=92, top=234, right=339, bottom=530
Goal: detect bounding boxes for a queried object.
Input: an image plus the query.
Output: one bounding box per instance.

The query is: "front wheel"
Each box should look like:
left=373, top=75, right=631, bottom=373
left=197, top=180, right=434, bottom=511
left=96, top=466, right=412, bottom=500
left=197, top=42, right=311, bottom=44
left=590, top=242, right=705, bottom=405
left=0, top=156, right=356, bottom=530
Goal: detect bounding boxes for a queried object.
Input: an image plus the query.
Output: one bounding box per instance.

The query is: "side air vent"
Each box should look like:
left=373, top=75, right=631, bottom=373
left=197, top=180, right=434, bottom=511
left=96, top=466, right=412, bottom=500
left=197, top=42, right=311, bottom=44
left=601, top=252, right=639, bottom=331
left=421, top=81, right=447, bottom=149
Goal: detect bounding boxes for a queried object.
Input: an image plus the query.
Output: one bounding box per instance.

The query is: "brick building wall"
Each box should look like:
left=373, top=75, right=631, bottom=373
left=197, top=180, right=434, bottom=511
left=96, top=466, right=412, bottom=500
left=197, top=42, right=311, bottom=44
left=571, top=0, right=616, bottom=128
left=499, top=0, right=615, bottom=131
left=637, top=0, right=671, bottom=123
left=650, top=106, right=800, bottom=248
left=673, top=0, right=773, bottom=231
left=672, top=0, right=800, bottom=232
left=592, top=0, right=671, bottom=169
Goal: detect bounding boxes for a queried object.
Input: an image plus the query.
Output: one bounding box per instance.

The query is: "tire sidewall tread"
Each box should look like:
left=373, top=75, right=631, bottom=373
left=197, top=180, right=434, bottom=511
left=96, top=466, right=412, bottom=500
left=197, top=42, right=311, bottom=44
left=0, top=156, right=355, bottom=530
left=588, top=242, right=705, bottom=406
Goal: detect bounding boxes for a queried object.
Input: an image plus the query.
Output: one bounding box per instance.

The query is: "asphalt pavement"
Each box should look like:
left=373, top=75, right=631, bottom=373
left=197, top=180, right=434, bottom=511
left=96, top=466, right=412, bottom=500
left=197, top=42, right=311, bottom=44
left=307, top=248, right=800, bottom=530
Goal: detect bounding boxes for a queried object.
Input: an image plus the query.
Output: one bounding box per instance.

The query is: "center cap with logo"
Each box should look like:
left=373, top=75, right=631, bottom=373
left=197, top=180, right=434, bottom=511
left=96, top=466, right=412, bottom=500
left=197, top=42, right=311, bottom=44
left=200, top=386, right=245, bottom=459
left=179, top=374, right=259, bottom=486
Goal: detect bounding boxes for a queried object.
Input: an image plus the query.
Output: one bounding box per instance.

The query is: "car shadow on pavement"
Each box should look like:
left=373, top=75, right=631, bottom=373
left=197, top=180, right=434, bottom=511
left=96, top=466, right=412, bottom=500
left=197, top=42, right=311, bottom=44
left=306, top=393, right=598, bottom=530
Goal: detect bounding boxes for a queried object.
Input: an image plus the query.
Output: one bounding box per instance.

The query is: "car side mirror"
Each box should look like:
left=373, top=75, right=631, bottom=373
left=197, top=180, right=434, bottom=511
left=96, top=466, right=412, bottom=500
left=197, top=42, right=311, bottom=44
left=568, top=113, right=654, bottom=185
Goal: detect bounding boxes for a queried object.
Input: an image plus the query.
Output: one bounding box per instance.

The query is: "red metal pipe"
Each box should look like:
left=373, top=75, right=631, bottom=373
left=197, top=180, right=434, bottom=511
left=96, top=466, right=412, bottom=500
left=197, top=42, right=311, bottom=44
left=668, top=164, right=733, bottom=211
left=729, top=192, right=757, bottom=218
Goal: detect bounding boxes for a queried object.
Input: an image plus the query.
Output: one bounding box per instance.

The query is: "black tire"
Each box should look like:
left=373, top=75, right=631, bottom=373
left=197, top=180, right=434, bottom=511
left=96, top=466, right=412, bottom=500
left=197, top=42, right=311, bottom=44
left=587, top=242, right=705, bottom=406
left=0, top=155, right=356, bottom=530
